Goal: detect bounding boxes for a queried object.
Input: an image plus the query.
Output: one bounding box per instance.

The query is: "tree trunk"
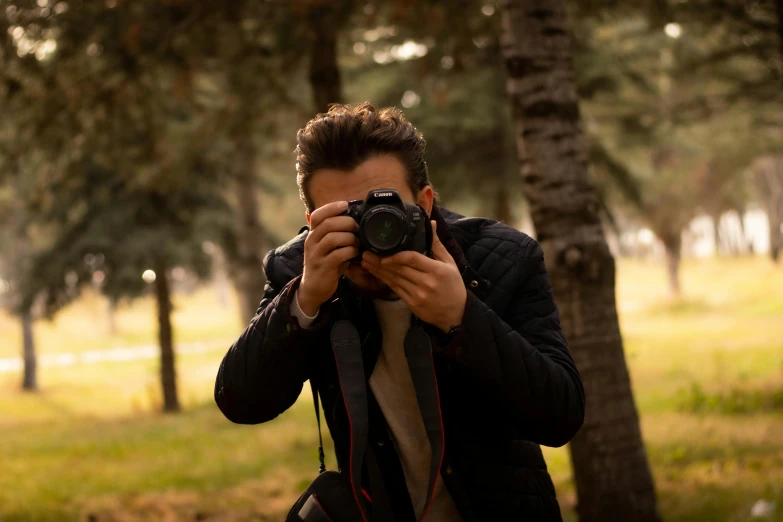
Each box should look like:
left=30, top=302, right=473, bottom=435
left=735, top=208, right=752, bottom=255
left=770, top=204, right=782, bottom=263
left=233, top=138, right=267, bottom=326
left=499, top=2, right=660, bottom=521
left=776, top=0, right=783, bottom=66
left=711, top=211, right=722, bottom=256
left=154, top=259, right=180, bottom=413
left=765, top=177, right=783, bottom=262
left=752, top=156, right=783, bottom=263
left=773, top=2, right=783, bottom=261
left=307, top=3, right=344, bottom=114
left=21, top=308, right=37, bottom=391
left=10, top=157, right=39, bottom=392
left=661, top=232, right=682, bottom=297
left=495, top=185, right=514, bottom=225
left=730, top=208, right=745, bottom=255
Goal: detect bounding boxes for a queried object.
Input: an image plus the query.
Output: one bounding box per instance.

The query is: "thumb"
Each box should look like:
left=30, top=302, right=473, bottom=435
left=430, top=220, right=453, bottom=264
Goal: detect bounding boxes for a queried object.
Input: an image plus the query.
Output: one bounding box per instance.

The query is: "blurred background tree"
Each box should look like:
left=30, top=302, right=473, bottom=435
left=570, top=0, right=783, bottom=292
left=752, top=155, right=783, bottom=259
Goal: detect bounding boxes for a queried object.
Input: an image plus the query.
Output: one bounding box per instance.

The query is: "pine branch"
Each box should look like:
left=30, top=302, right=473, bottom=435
left=587, top=134, right=646, bottom=212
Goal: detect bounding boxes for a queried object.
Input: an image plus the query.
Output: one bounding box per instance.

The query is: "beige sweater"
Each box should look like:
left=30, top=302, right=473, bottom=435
left=292, top=290, right=462, bottom=521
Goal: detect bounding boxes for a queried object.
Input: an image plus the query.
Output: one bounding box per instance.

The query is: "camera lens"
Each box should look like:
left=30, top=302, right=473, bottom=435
left=365, top=210, right=405, bottom=251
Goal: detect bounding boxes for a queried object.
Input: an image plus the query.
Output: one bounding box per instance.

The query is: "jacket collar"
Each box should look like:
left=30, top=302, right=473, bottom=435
left=430, top=203, right=492, bottom=301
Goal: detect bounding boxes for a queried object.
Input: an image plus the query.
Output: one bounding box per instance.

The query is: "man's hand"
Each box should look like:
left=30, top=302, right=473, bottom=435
left=299, top=201, right=360, bottom=316
left=361, top=220, right=467, bottom=333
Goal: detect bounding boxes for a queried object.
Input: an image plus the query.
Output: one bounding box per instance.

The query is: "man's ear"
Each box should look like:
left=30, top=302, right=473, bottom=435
left=306, top=212, right=311, bottom=225
left=417, top=185, right=434, bottom=216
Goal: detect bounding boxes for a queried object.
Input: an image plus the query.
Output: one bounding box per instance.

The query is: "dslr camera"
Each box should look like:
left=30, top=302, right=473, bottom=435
left=341, top=188, right=432, bottom=257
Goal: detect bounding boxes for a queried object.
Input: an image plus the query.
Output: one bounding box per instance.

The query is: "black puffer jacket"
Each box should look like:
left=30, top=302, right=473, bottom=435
left=215, top=204, right=585, bottom=521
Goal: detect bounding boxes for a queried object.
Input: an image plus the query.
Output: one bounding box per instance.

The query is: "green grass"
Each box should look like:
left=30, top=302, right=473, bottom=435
left=1, top=257, right=782, bottom=521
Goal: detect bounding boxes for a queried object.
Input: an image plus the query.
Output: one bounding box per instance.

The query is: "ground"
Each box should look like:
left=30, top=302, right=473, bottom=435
left=0, top=256, right=781, bottom=522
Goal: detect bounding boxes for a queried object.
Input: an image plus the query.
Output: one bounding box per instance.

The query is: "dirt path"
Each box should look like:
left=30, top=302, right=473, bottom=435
left=0, top=341, right=228, bottom=374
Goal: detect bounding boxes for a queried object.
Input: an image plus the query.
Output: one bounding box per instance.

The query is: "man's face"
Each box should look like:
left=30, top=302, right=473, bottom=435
left=307, top=154, right=434, bottom=300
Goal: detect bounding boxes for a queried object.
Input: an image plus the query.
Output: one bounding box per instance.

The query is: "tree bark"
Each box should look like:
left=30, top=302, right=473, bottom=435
left=21, top=308, right=37, bottom=391
left=769, top=203, right=782, bottom=263
left=307, top=3, right=344, bottom=113
left=233, top=137, right=267, bottom=326
left=711, top=211, right=722, bottom=256
left=764, top=176, right=783, bottom=262
left=499, top=2, right=660, bottom=521
left=776, top=0, right=783, bottom=66
left=495, top=185, right=514, bottom=225
left=154, top=259, right=180, bottom=413
left=10, top=157, right=38, bottom=392
left=752, top=156, right=783, bottom=263
left=774, top=1, right=783, bottom=260
left=661, top=232, right=682, bottom=297
left=734, top=207, right=752, bottom=255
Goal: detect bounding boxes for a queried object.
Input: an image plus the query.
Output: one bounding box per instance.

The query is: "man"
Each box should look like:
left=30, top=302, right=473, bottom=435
left=215, top=103, right=585, bottom=521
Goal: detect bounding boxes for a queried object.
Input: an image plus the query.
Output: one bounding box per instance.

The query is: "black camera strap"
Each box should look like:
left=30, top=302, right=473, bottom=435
left=365, top=439, right=395, bottom=522
left=322, top=277, right=445, bottom=522
left=330, top=318, right=372, bottom=522
left=329, top=319, right=444, bottom=522
left=404, top=315, right=445, bottom=521
left=418, top=204, right=434, bottom=258
left=311, top=380, right=326, bottom=475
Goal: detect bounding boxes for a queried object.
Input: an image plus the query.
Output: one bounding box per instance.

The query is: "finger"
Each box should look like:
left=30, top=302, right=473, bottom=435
left=309, top=201, right=353, bottom=230
left=362, top=260, right=399, bottom=284
left=387, top=281, right=418, bottom=304
left=316, top=231, right=359, bottom=258
left=326, top=244, right=360, bottom=266
left=430, top=220, right=454, bottom=264
left=361, top=251, right=382, bottom=265
left=364, top=262, right=423, bottom=298
left=308, top=215, right=359, bottom=244
left=371, top=261, right=430, bottom=288
left=381, top=250, right=438, bottom=271
left=363, top=263, right=420, bottom=301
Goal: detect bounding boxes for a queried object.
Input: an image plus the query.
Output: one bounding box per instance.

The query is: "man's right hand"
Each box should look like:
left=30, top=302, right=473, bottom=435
left=298, top=201, right=360, bottom=316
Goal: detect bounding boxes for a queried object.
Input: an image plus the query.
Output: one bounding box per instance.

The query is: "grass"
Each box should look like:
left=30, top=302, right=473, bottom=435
left=1, top=256, right=782, bottom=521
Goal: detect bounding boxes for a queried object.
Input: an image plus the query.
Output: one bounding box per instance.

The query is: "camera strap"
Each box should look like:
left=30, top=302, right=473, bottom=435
left=330, top=318, right=372, bottom=522
left=404, top=315, right=445, bottom=521
left=326, top=278, right=445, bottom=522
left=311, top=380, right=326, bottom=474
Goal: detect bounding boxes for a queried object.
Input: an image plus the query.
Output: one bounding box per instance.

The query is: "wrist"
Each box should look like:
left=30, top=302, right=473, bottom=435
left=438, top=293, right=466, bottom=333
left=296, top=284, right=322, bottom=317
left=435, top=323, right=462, bottom=350
left=436, top=309, right=463, bottom=334
left=437, top=319, right=461, bottom=335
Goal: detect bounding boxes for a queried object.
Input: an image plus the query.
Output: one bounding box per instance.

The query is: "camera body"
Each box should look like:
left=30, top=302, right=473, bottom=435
left=342, top=188, right=432, bottom=257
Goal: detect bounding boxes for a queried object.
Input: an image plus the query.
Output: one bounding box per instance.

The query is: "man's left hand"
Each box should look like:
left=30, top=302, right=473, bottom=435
left=361, top=220, right=467, bottom=333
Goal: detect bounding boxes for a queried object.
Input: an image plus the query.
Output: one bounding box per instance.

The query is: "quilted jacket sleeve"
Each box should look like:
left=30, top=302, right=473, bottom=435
left=214, top=252, right=331, bottom=425
left=441, top=238, right=585, bottom=447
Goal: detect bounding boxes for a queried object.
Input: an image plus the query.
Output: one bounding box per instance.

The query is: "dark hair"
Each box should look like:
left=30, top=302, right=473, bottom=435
left=295, top=102, right=436, bottom=213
